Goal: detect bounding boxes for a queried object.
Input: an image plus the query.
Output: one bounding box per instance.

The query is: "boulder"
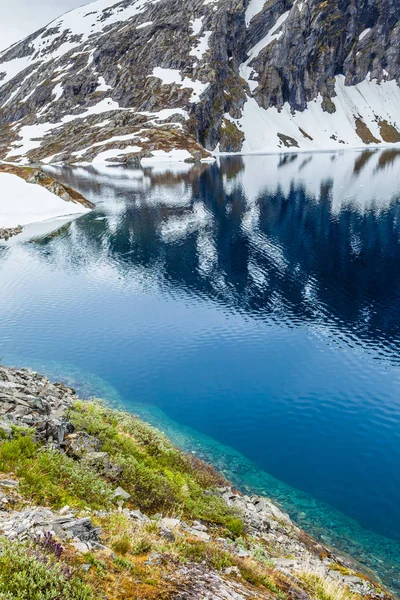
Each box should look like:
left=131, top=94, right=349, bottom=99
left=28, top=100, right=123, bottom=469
left=65, top=432, right=100, bottom=458
left=112, top=487, right=131, bottom=502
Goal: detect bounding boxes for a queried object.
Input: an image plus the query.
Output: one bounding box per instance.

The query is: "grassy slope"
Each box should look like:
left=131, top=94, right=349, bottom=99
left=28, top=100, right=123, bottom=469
left=0, top=401, right=374, bottom=600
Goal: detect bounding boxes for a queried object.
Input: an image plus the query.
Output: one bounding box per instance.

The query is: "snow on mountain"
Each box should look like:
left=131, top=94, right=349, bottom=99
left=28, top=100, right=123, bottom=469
left=0, top=0, right=399, bottom=164
left=0, top=171, right=90, bottom=227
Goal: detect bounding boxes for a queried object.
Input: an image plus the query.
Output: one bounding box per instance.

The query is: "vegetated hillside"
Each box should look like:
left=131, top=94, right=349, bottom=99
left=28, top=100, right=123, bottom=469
left=0, top=0, right=399, bottom=165
left=0, top=364, right=393, bottom=600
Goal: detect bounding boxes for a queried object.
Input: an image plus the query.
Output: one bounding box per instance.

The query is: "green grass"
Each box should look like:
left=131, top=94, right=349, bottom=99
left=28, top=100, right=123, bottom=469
left=174, top=540, right=233, bottom=571
left=68, top=401, right=240, bottom=526
left=0, top=432, right=113, bottom=509
left=0, top=540, right=93, bottom=600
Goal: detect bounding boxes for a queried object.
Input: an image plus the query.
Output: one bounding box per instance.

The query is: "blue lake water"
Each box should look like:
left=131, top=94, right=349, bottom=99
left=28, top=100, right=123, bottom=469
left=0, top=149, right=400, bottom=592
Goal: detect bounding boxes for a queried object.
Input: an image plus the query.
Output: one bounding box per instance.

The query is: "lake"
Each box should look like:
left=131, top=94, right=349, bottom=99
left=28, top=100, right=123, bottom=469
left=1, top=149, right=399, bottom=593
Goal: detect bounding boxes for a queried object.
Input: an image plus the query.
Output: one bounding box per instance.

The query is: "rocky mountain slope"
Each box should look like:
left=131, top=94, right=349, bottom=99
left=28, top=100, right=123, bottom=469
left=0, top=0, right=399, bottom=164
left=0, top=364, right=394, bottom=600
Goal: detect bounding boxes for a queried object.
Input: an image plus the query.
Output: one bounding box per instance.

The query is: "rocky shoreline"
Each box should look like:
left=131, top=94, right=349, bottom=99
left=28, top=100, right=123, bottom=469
left=0, top=365, right=393, bottom=600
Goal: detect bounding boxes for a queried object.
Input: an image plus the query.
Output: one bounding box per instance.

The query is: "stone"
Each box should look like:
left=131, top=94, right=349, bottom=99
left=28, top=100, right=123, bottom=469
left=0, top=421, right=12, bottom=438
left=145, top=552, right=162, bottom=566
left=159, top=526, right=175, bottom=542
left=192, top=520, right=208, bottom=532
left=187, top=528, right=210, bottom=542
left=112, top=487, right=131, bottom=501
left=72, top=541, right=90, bottom=553
left=254, top=498, right=267, bottom=513
left=58, top=506, right=71, bottom=516
left=62, top=518, right=101, bottom=542
left=223, top=566, right=241, bottom=577
left=0, top=480, right=19, bottom=488
left=65, top=432, right=100, bottom=458
left=130, top=510, right=150, bottom=523
left=161, top=518, right=181, bottom=529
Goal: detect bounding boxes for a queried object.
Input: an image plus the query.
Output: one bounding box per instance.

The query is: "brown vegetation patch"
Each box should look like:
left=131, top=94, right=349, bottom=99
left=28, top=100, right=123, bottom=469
left=354, top=118, right=380, bottom=144
left=378, top=120, right=400, bottom=143
left=299, top=128, right=313, bottom=141
left=321, top=97, right=336, bottom=114
left=219, top=119, right=245, bottom=153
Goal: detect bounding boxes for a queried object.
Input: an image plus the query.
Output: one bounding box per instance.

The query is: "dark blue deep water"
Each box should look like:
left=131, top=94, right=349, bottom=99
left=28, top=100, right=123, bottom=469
left=1, top=150, right=400, bottom=592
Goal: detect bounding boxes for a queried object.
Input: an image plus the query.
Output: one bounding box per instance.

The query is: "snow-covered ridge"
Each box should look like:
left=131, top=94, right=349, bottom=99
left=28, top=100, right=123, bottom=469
left=0, top=0, right=160, bottom=75
left=0, top=0, right=399, bottom=163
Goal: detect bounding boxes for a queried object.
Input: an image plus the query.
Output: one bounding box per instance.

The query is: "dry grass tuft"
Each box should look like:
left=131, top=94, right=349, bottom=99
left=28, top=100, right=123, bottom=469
left=298, top=571, right=360, bottom=600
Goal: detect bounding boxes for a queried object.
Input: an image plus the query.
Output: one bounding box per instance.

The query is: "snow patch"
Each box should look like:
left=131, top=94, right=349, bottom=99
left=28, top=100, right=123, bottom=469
left=136, top=21, right=153, bottom=29
left=245, top=0, right=266, bottom=26
left=191, top=18, right=204, bottom=36
left=221, top=75, right=400, bottom=154
left=150, top=67, right=209, bottom=103
left=359, top=28, right=371, bottom=41
left=0, top=172, right=89, bottom=227
left=190, top=31, right=212, bottom=61
left=97, top=76, right=112, bottom=91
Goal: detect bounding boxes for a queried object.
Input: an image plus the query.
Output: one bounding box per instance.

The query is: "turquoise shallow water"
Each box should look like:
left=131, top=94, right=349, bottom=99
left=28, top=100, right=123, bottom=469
left=0, top=150, right=399, bottom=592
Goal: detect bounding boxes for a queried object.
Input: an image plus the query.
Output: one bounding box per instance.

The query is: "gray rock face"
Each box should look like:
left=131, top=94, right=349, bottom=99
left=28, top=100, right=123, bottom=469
left=0, top=506, right=101, bottom=548
left=249, top=0, right=400, bottom=112
left=0, top=0, right=399, bottom=162
left=0, top=366, right=75, bottom=444
left=112, top=486, right=131, bottom=501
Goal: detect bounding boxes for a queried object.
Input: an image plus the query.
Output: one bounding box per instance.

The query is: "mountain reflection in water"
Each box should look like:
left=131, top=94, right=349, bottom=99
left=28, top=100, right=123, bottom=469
left=44, top=149, right=400, bottom=363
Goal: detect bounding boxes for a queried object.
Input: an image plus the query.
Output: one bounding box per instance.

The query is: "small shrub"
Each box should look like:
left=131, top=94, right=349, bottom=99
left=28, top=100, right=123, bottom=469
left=176, top=541, right=233, bottom=571
left=251, top=544, right=274, bottom=566
left=184, top=454, right=228, bottom=488
left=0, top=436, right=113, bottom=509
left=112, top=533, right=131, bottom=556
left=226, top=517, right=244, bottom=539
left=0, top=434, right=36, bottom=464
left=35, top=532, right=64, bottom=560
left=236, top=559, right=286, bottom=599
left=143, top=521, right=159, bottom=534
left=131, top=535, right=153, bottom=556
left=330, top=563, right=353, bottom=577
left=0, top=540, right=92, bottom=600
left=299, top=571, right=359, bottom=600
left=113, top=556, right=136, bottom=574
left=69, top=401, right=241, bottom=526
